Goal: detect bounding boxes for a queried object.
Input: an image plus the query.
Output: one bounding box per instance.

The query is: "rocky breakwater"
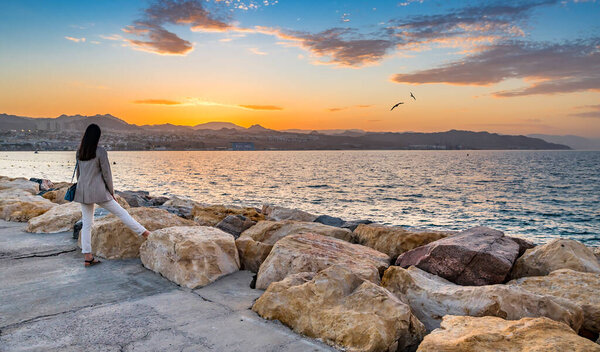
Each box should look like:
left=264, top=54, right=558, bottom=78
left=78, top=207, right=195, bottom=259
left=235, top=220, right=353, bottom=272
left=417, top=315, right=600, bottom=352
left=253, top=265, right=426, bottom=352
left=255, top=232, right=390, bottom=290
left=395, top=226, right=533, bottom=286
left=140, top=226, right=240, bottom=289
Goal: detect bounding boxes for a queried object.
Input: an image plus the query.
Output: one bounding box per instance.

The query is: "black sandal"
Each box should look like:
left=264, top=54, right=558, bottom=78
left=84, top=257, right=101, bottom=267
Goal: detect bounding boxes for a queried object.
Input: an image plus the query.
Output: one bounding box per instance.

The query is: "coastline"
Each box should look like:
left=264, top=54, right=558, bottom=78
left=1, top=174, right=600, bottom=351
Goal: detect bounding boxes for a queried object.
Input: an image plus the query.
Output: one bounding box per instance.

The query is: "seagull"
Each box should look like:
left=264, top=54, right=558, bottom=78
left=410, top=92, right=416, bottom=100
left=390, top=102, right=404, bottom=111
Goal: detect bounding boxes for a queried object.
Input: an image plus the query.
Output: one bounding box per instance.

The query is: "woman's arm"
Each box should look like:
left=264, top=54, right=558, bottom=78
left=98, top=148, right=115, bottom=195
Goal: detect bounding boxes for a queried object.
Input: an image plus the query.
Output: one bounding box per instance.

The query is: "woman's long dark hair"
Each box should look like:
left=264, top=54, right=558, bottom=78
left=77, top=124, right=101, bottom=161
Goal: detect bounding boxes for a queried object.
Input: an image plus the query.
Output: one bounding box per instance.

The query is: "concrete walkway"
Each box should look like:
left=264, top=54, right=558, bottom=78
left=0, top=220, right=336, bottom=352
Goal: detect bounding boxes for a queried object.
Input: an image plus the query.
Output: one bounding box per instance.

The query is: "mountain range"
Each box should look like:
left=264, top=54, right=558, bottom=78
left=0, top=113, right=576, bottom=150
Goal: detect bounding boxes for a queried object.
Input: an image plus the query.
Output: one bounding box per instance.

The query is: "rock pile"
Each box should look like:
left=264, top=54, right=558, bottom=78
left=5, top=173, right=600, bottom=351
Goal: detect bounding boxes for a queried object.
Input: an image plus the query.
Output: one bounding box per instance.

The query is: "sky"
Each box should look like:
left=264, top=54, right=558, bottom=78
left=0, top=0, right=599, bottom=137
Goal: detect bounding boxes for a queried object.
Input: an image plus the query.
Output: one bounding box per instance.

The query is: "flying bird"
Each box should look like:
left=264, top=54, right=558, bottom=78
left=390, top=102, right=404, bottom=111
left=410, top=92, right=416, bottom=100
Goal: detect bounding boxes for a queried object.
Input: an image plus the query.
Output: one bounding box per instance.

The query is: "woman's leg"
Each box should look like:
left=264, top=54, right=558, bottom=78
left=80, top=202, right=95, bottom=260
left=98, top=199, right=149, bottom=237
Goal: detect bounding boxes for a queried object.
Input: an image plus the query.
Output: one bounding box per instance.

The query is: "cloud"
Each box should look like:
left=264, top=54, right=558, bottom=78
left=391, top=38, right=600, bottom=97
left=249, top=47, right=267, bottom=55
left=133, top=99, right=182, bottom=105
left=122, top=0, right=232, bottom=55
left=571, top=104, right=600, bottom=118
left=132, top=98, right=282, bottom=110
left=99, top=34, right=123, bottom=41
left=65, top=36, right=85, bottom=43
left=238, top=104, right=283, bottom=110
left=327, top=104, right=373, bottom=112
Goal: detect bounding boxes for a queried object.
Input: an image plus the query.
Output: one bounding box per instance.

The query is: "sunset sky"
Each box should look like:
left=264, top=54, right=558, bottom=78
left=1, top=0, right=599, bottom=136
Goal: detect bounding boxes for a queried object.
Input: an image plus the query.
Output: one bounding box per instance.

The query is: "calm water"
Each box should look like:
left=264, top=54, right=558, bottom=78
left=1, top=150, right=599, bottom=246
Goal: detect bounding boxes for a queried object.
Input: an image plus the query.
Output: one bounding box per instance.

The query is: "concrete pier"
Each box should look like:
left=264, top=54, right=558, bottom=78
left=0, top=220, right=335, bottom=351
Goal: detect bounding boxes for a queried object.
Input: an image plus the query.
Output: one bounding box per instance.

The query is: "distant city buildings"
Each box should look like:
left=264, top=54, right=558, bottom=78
left=231, top=142, right=255, bottom=151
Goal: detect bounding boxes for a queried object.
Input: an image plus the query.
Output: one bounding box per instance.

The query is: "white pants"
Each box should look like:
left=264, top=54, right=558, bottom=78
left=80, top=199, right=147, bottom=254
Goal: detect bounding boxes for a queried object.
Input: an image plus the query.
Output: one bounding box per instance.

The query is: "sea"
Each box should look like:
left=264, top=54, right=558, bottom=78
left=1, top=150, right=599, bottom=246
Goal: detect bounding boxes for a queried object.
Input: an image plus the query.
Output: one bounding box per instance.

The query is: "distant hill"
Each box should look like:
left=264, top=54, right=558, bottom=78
left=283, top=128, right=366, bottom=136
left=0, top=113, right=139, bottom=132
left=528, top=134, right=600, bottom=150
left=0, top=113, right=571, bottom=150
left=193, top=122, right=244, bottom=130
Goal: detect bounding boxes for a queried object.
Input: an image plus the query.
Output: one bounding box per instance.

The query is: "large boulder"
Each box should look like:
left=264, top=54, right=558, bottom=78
left=261, top=204, right=317, bottom=222
left=416, top=315, right=600, bottom=352
left=0, top=189, right=56, bottom=222
left=215, top=215, right=255, bottom=238
left=236, top=220, right=353, bottom=272
left=509, top=269, right=600, bottom=334
left=140, top=226, right=240, bottom=289
left=381, top=266, right=582, bottom=332
left=510, top=239, right=600, bottom=279
left=0, top=177, right=39, bottom=194
left=78, top=207, right=195, bottom=259
left=593, top=247, right=600, bottom=262
left=26, top=201, right=81, bottom=233
left=192, top=205, right=264, bottom=226
left=162, top=196, right=204, bottom=208
left=255, top=233, right=390, bottom=290
left=395, top=226, right=521, bottom=285
left=253, top=265, right=425, bottom=352
left=353, top=224, right=452, bottom=261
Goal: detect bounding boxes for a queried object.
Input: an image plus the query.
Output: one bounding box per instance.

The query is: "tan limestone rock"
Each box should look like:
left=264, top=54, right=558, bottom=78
left=416, top=315, right=600, bottom=352
left=236, top=220, right=353, bottom=272
left=511, top=239, right=600, bottom=279
left=192, top=205, right=264, bottom=226
left=261, top=204, right=318, bottom=222
left=26, top=201, right=82, bottom=233
left=381, top=265, right=583, bottom=332
left=255, top=233, right=390, bottom=290
left=253, top=265, right=426, bottom=352
left=0, top=189, right=56, bottom=222
left=0, top=178, right=39, bottom=194
left=140, top=226, right=240, bottom=288
left=78, top=207, right=195, bottom=259
left=509, top=269, right=600, bottom=334
left=352, top=224, right=452, bottom=260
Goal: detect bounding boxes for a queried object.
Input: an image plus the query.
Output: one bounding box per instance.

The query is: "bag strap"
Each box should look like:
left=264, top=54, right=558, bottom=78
left=70, top=160, right=78, bottom=183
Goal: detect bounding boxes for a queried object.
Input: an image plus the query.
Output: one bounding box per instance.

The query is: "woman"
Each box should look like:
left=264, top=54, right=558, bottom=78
left=74, top=124, right=150, bottom=267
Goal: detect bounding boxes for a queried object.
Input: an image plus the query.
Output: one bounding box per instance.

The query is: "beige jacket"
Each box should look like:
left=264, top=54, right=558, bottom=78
left=74, top=146, right=114, bottom=204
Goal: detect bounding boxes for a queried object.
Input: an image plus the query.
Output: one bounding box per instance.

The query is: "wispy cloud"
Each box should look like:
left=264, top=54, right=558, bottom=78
left=571, top=104, right=600, bottom=118
left=327, top=104, right=373, bottom=112
left=133, top=99, right=182, bottom=105
left=132, top=97, right=282, bottom=110
left=392, top=38, right=600, bottom=97
left=65, top=36, right=85, bottom=43
left=249, top=47, right=267, bottom=55
left=99, top=34, right=124, bottom=41
left=238, top=104, right=282, bottom=110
